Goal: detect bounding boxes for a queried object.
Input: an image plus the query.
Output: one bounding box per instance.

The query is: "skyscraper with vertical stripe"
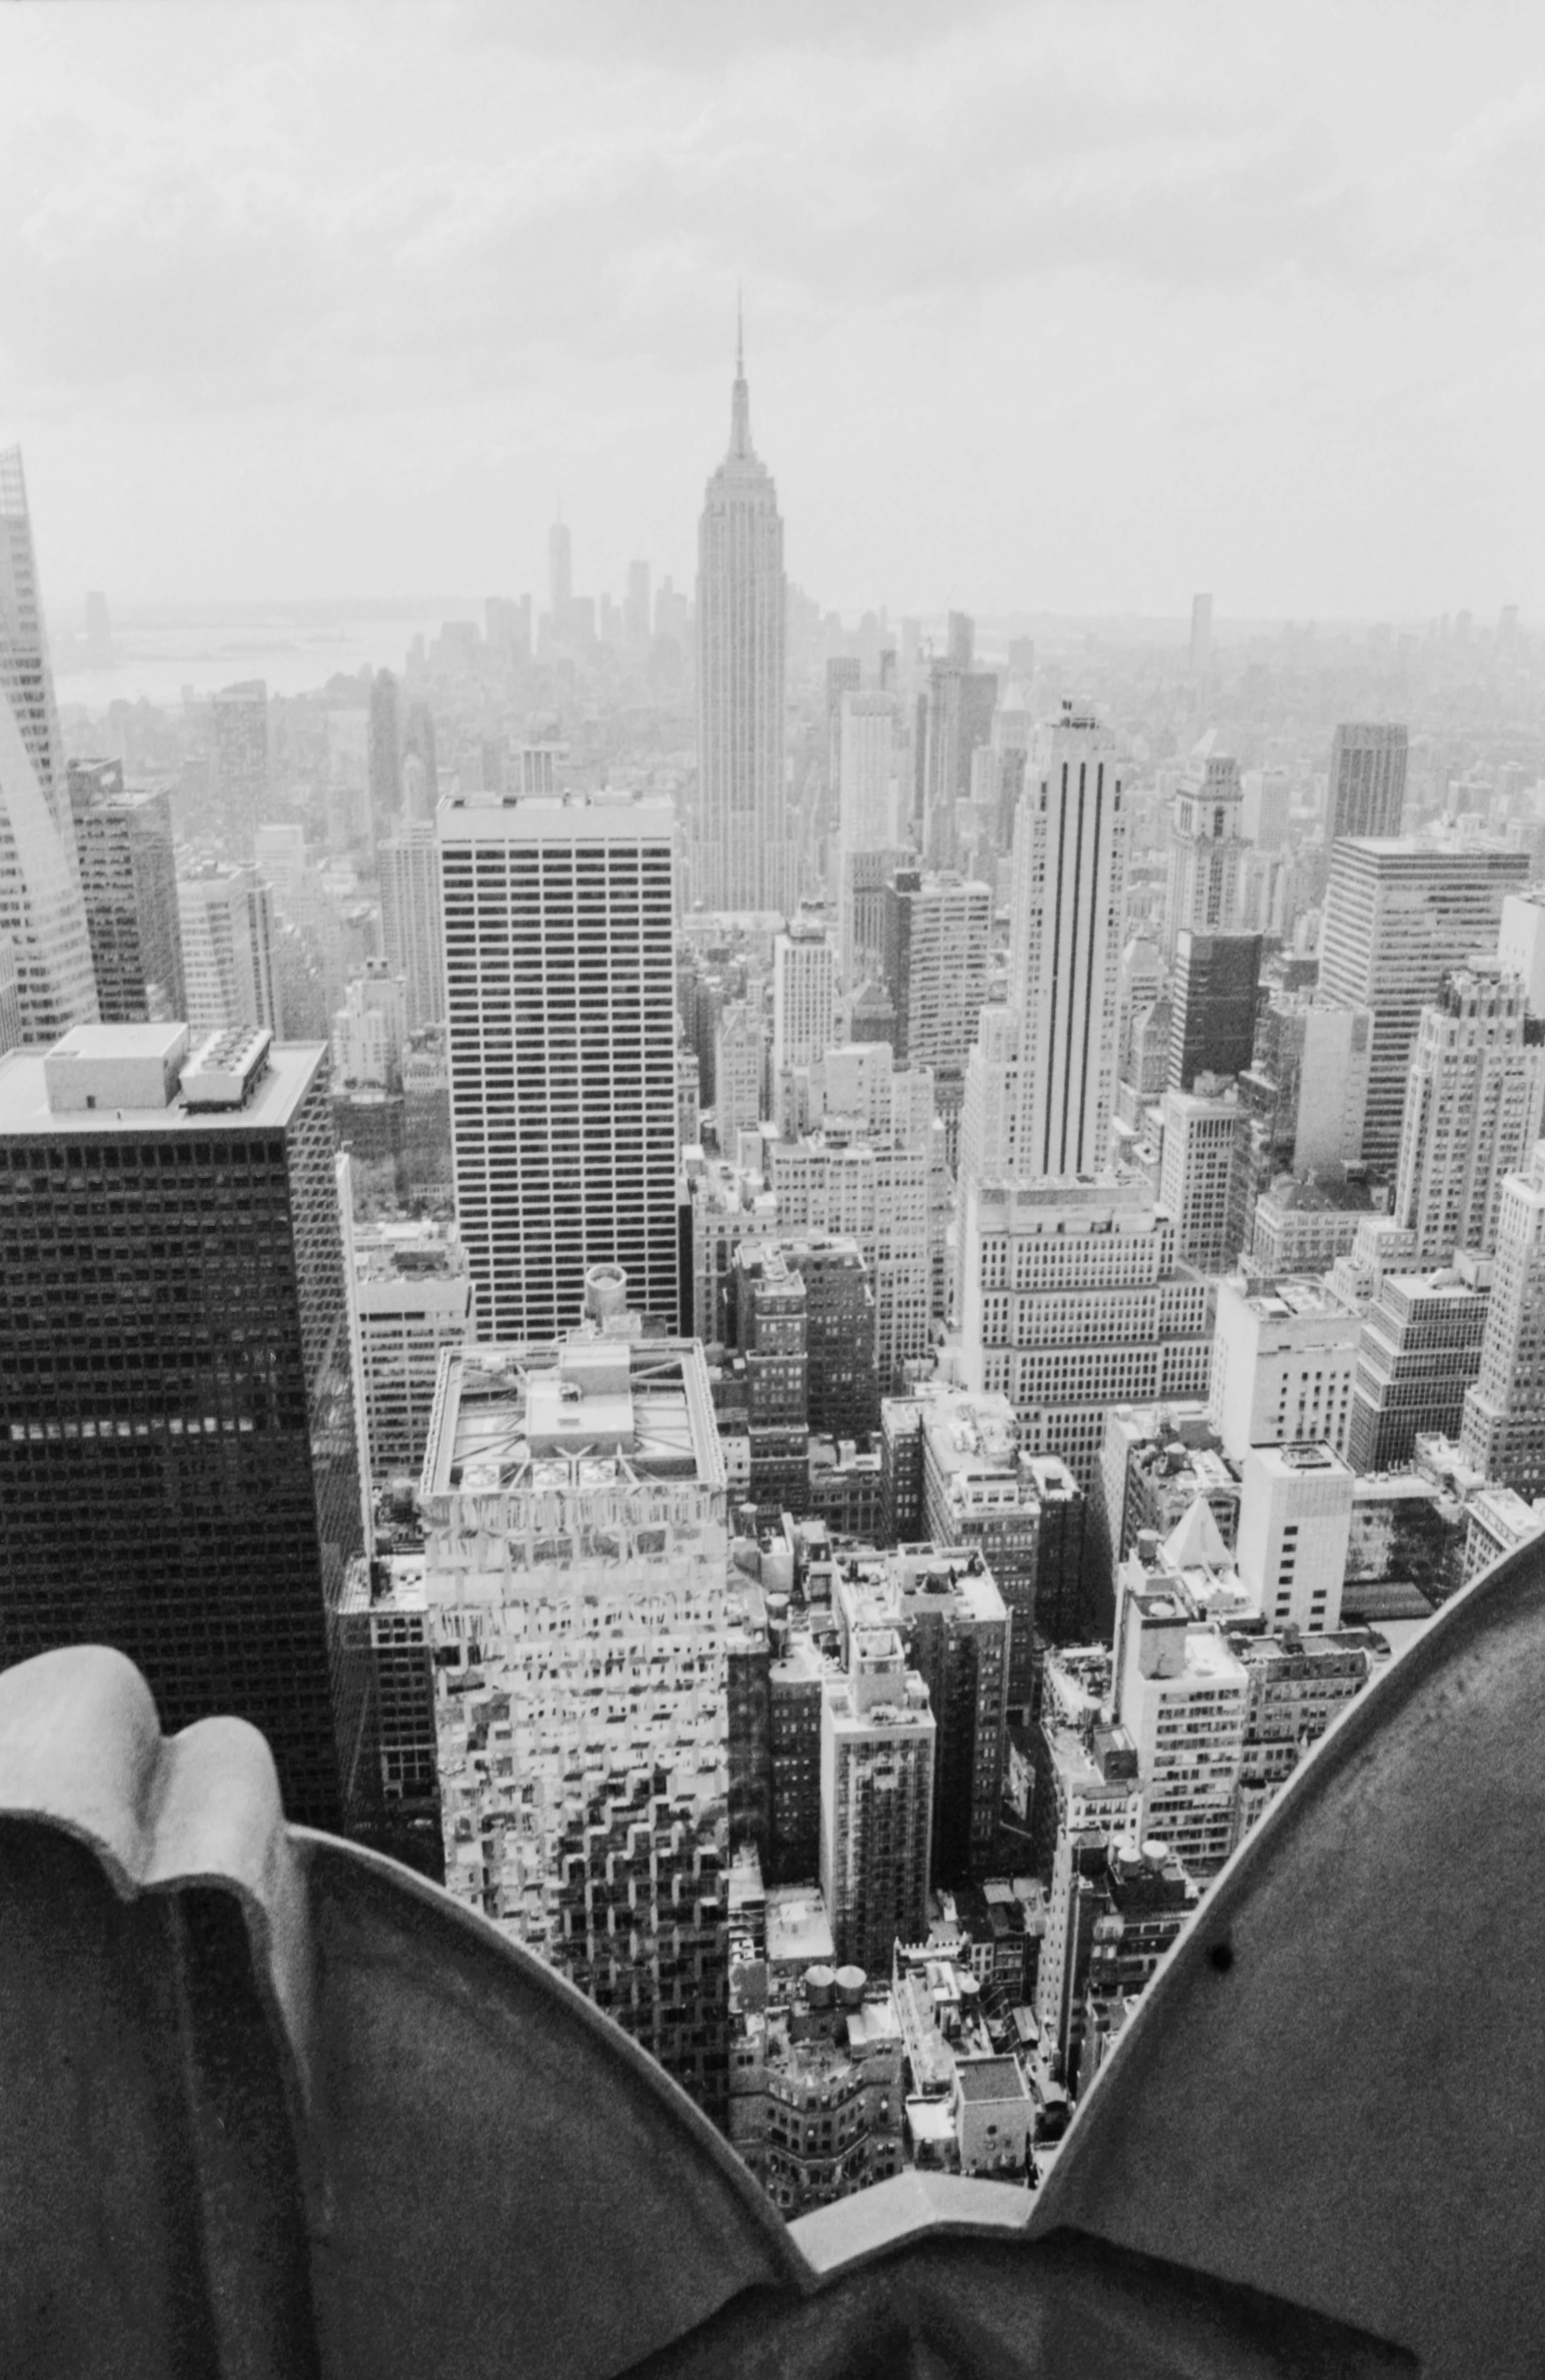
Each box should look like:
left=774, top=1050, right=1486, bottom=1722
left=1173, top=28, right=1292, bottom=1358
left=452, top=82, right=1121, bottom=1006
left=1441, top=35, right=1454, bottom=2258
left=694, top=318, right=794, bottom=916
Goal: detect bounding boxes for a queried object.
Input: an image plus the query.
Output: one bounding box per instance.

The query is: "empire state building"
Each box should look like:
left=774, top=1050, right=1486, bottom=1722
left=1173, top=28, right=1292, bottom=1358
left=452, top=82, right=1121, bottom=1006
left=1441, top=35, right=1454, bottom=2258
left=694, top=323, right=795, bottom=917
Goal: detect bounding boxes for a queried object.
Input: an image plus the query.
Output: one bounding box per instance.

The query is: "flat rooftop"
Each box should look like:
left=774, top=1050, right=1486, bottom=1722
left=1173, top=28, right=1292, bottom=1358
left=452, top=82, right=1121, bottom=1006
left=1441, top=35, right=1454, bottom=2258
left=419, top=1339, right=724, bottom=1499
left=0, top=1041, right=323, bottom=1137
left=1241, top=1279, right=1353, bottom=1321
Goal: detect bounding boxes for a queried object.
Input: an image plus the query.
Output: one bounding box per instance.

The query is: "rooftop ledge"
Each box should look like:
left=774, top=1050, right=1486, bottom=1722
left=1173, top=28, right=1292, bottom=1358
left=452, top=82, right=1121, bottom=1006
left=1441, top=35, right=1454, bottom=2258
left=4, top=1521, right=1545, bottom=2375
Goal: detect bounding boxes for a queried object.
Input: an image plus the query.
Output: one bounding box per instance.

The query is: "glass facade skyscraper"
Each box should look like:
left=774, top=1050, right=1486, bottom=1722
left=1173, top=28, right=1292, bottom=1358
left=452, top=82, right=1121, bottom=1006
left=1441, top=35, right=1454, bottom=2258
left=0, top=1023, right=369, bottom=1832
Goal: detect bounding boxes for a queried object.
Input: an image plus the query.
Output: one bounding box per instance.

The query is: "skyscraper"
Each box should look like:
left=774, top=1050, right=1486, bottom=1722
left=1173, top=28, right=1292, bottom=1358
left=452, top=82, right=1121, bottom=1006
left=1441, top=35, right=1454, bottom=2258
left=440, top=785, right=680, bottom=1340
left=68, top=760, right=185, bottom=1024
left=1394, top=966, right=1545, bottom=1261
left=368, top=668, right=402, bottom=822
left=919, top=619, right=997, bottom=870
left=772, top=920, right=836, bottom=1074
left=881, top=869, right=992, bottom=1072
left=1329, top=724, right=1408, bottom=842
left=0, top=446, right=98, bottom=1040
left=0, top=1022, right=369, bottom=1831
left=177, top=863, right=281, bottom=1034
left=1318, top=837, right=1529, bottom=1168
left=988, top=704, right=1126, bottom=1184
left=1164, top=750, right=1244, bottom=963
left=380, top=822, right=445, bottom=1032
left=1168, top=929, right=1262, bottom=1093
left=1188, top=594, right=1213, bottom=677
left=625, top=559, right=652, bottom=645
left=1461, top=1144, right=1545, bottom=1497
left=211, top=679, right=270, bottom=855
left=695, top=318, right=794, bottom=916
left=549, top=518, right=573, bottom=630
left=422, top=1291, right=737, bottom=2119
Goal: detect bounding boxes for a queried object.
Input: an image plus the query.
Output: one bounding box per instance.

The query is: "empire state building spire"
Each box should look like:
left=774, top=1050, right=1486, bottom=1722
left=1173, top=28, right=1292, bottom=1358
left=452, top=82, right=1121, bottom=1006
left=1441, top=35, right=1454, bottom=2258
left=730, top=293, right=753, bottom=459
left=695, top=309, right=794, bottom=916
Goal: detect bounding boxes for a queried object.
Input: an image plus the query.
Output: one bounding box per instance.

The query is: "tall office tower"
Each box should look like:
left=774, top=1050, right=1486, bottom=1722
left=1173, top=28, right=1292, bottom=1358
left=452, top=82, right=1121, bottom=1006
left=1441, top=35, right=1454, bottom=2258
left=368, top=668, right=402, bottom=822
left=1188, top=594, right=1213, bottom=676
left=402, top=702, right=439, bottom=821
left=1163, top=751, right=1244, bottom=963
left=211, top=679, right=270, bottom=853
left=1168, top=929, right=1261, bottom=1092
left=0, top=1023, right=369, bottom=1831
left=1329, top=724, right=1408, bottom=842
left=820, top=1595, right=935, bottom=1970
left=695, top=324, right=794, bottom=916
left=1318, top=838, right=1530, bottom=1168
left=956, top=1177, right=1212, bottom=1492
left=766, top=1135, right=930, bottom=1393
left=1240, top=766, right=1291, bottom=852
left=380, top=821, right=445, bottom=1032
left=1348, top=1256, right=1491, bottom=1473
left=348, top=1219, right=472, bottom=1482
left=919, top=623, right=997, bottom=868
left=1393, top=967, right=1545, bottom=1262
left=1159, top=1085, right=1248, bottom=1272
left=177, top=863, right=281, bottom=1033
left=1239, top=994, right=1372, bottom=1182
left=0, top=447, right=99, bottom=1039
left=772, top=920, right=836, bottom=1073
left=0, top=934, right=19, bottom=1052
left=684, top=1150, right=778, bottom=1342
left=548, top=518, right=573, bottom=629
left=624, top=560, right=652, bottom=645
left=1209, top=1274, right=1360, bottom=1461
left=964, top=705, right=1125, bottom=1190
left=1234, top=1443, right=1355, bottom=1635
left=440, top=786, right=679, bottom=1341
left=775, top=1232, right=878, bottom=1439
left=1112, top=1576, right=1247, bottom=1879
left=837, top=690, right=897, bottom=861
left=735, top=1241, right=810, bottom=1520
left=333, top=962, right=408, bottom=1092
left=421, top=1296, right=738, bottom=2120
left=67, top=760, right=186, bottom=1023
left=1462, top=1146, right=1545, bottom=1496
left=713, top=998, right=765, bottom=1148
left=835, top=1548, right=1006, bottom=1886
left=907, top=1386, right=1051, bottom=1715
left=880, top=869, right=991, bottom=1070
left=0, top=448, right=70, bottom=847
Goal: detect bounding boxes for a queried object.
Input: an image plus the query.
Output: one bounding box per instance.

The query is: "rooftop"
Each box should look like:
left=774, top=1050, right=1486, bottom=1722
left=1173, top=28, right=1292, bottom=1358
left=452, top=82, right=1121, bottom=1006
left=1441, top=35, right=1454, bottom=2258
left=955, top=2057, right=1030, bottom=2106
left=0, top=1035, right=323, bottom=1137
left=419, top=1336, right=724, bottom=1500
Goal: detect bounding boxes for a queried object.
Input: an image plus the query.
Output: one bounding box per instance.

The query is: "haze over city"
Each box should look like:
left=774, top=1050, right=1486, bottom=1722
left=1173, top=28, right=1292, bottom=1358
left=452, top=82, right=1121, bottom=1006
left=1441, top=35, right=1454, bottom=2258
left=3, top=0, right=1543, bottom=618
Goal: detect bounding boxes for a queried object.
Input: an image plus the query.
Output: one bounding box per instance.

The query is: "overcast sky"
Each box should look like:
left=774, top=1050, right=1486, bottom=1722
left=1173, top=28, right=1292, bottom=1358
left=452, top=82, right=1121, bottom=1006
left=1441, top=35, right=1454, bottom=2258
left=2, top=2, right=1542, bottom=623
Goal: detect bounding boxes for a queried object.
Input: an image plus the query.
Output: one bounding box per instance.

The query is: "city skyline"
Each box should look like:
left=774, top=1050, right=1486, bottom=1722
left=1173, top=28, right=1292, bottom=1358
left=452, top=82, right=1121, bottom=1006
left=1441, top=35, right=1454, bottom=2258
left=1, top=5, right=1542, bottom=617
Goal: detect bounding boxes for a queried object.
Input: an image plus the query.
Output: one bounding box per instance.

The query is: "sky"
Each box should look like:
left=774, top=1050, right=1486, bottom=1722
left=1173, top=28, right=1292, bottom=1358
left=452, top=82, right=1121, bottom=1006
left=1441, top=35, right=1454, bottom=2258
left=2, top=1, right=1543, bottom=623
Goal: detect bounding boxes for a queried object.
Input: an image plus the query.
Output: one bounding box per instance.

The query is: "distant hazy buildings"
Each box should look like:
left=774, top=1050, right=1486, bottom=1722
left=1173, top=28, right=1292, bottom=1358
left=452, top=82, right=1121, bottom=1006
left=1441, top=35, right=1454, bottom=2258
left=1328, top=724, right=1407, bottom=843
left=211, top=679, right=271, bottom=854
left=440, top=786, right=680, bottom=1340
left=68, top=758, right=185, bottom=1024
left=695, top=326, right=795, bottom=916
